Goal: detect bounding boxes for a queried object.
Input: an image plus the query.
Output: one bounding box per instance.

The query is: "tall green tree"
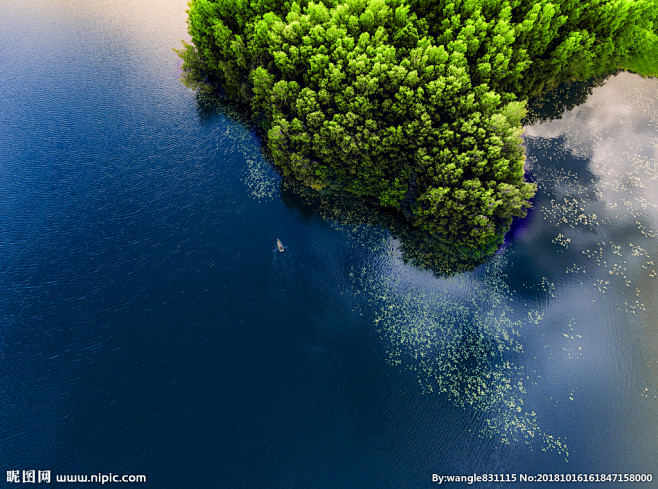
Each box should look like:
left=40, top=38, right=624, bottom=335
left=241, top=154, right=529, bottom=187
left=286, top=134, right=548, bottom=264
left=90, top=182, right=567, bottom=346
left=179, top=0, right=657, bottom=252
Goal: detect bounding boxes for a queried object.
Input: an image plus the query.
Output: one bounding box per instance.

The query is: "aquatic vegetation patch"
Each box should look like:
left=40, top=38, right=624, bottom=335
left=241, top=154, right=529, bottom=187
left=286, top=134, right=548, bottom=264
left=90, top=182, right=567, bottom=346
left=351, top=253, right=567, bottom=455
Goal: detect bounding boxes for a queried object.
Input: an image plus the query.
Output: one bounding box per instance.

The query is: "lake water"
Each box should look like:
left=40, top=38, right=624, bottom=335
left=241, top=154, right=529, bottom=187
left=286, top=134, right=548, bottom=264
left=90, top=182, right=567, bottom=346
left=1, top=1, right=656, bottom=487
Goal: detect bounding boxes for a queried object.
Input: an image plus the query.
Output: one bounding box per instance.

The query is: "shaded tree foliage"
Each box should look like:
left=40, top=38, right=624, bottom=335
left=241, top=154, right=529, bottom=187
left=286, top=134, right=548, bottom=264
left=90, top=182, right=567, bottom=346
left=280, top=176, right=495, bottom=275
left=179, top=0, right=657, bottom=252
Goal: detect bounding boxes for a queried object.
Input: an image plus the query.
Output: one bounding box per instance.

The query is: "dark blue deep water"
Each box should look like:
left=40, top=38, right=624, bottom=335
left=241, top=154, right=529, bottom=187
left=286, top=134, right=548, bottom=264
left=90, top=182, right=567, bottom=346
left=1, top=1, right=657, bottom=487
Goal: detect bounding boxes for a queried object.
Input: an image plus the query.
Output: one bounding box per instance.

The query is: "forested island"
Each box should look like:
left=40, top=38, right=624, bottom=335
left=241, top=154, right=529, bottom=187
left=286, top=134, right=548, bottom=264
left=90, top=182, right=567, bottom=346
left=178, top=0, right=658, bottom=255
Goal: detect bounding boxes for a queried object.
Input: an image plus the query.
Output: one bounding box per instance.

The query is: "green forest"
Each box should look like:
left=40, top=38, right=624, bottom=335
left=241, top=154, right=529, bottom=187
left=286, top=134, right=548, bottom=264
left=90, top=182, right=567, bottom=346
left=179, top=0, right=658, bottom=253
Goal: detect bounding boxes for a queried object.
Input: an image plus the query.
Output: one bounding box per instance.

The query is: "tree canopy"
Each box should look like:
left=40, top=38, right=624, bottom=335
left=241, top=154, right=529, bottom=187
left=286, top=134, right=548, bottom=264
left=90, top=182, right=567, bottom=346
left=179, top=0, right=657, bottom=253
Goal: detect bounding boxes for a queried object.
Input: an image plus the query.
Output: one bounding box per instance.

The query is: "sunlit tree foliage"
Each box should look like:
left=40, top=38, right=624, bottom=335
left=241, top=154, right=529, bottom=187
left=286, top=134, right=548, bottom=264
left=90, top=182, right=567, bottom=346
left=179, top=0, right=657, bottom=252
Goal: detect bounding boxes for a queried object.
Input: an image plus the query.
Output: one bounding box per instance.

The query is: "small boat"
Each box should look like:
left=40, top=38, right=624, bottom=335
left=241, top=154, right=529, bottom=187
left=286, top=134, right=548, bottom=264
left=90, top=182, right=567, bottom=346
left=277, top=238, right=285, bottom=252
